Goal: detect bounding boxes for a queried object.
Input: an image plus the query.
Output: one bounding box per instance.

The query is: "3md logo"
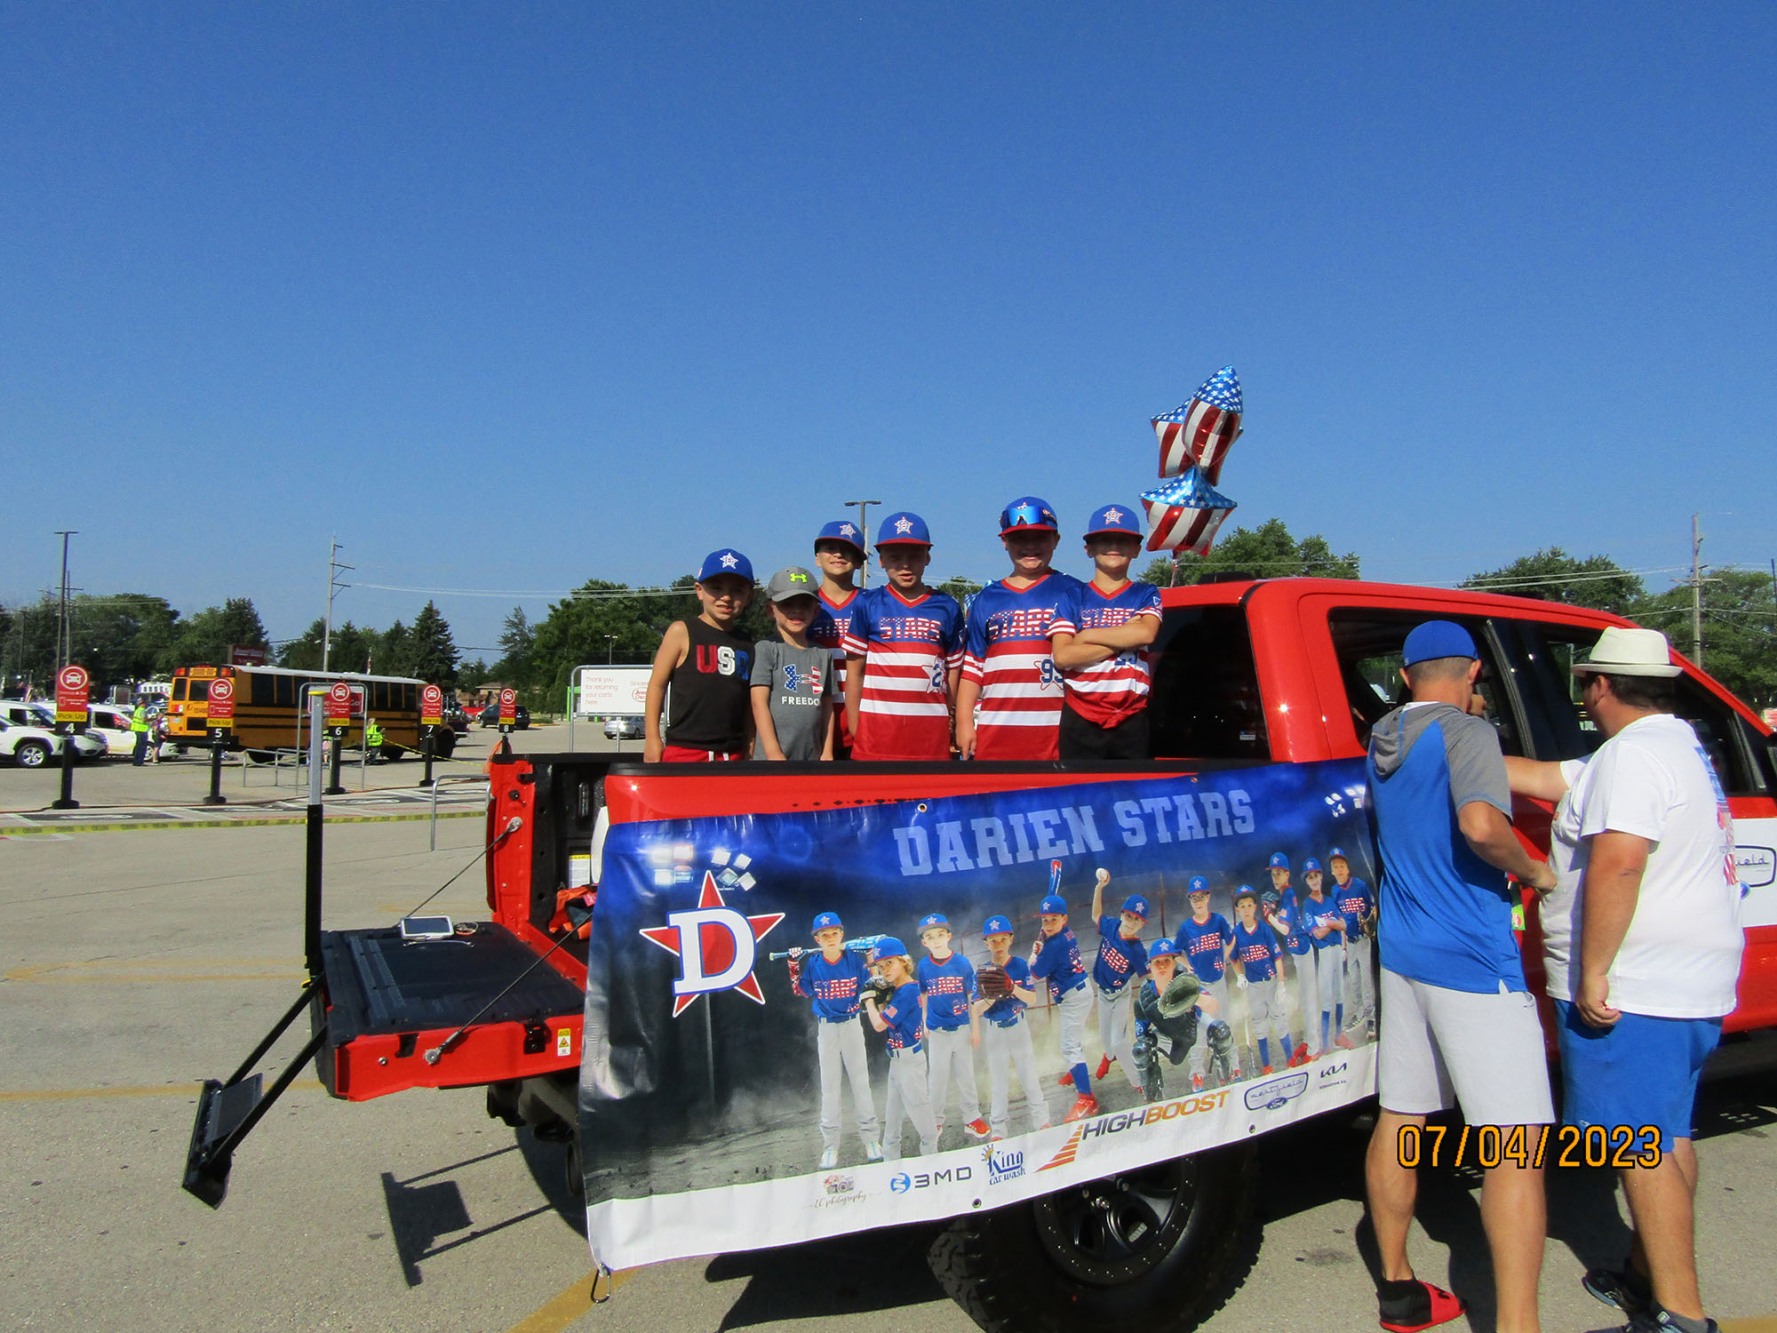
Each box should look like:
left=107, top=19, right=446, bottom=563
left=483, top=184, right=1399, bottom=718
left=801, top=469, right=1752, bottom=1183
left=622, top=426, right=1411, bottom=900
left=640, top=871, right=784, bottom=1016
left=1243, top=1071, right=1309, bottom=1112
left=889, top=1166, right=973, bottom=1194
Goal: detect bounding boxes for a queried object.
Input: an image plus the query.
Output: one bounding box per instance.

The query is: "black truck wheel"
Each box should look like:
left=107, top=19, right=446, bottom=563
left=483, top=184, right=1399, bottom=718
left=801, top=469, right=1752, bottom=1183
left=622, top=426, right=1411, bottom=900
left=928, top=1143, right=1256, bottom=1333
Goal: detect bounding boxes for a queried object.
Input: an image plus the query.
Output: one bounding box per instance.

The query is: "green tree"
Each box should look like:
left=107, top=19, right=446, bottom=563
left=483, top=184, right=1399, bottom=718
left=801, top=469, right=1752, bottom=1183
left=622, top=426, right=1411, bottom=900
left=937, top=575, right=984, bottom=610
left=1138, top=558, right=1177, bottom=587
left=1635, top=568, right=1777, bottom=710
left=494, top=606, right=537, bottom=685
left=376, top=619, right=412, bottom=677
left=1462, top=548, right=1644, bottom=616
left=276, top=618, right=373, bottom=674
left=1166, top=519, right=1360, bottom=585
left=527, top=580, right=698, bottom=702
left=457, top=658, right=490, bottom=690
left=408, top=601, right=459, bottom=686
left=160, top=597, right=268, bottom=672
left=72, top=593, right=181, bottom=685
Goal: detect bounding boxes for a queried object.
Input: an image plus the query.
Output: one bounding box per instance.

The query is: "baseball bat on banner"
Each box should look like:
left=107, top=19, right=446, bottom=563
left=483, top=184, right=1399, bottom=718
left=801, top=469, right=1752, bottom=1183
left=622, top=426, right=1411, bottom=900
left=769, top=934, right=888, bottom=962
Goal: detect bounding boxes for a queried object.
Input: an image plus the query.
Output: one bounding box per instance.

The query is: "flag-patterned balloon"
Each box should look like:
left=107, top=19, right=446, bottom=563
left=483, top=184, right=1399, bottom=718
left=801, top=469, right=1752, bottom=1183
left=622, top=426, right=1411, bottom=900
left=1152, top=365, right=1243, bottom=483
left=1140, top=467, right=1236, bottom=555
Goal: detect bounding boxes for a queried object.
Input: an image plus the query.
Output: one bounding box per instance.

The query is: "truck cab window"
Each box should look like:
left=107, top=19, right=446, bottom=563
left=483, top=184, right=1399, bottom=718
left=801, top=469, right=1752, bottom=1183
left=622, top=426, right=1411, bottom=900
left=1327, top=611, right=1523, bottom=754
left=1146, top=606, right=1268, bottom=761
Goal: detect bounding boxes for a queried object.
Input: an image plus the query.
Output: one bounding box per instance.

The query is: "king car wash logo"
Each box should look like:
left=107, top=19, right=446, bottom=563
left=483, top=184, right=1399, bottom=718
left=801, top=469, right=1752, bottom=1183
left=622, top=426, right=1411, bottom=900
left=983, top=1144, right=1025, bottom=1185
left=640, top=871, right=784, bottom=1016
left=1244, top=1071, right=1310, bottom=1112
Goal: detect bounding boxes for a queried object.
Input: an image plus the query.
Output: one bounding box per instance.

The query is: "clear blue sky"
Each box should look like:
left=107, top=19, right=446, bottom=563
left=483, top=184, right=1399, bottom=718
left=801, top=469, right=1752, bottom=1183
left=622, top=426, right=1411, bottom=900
left=5, top=4, right=1773, bottom=661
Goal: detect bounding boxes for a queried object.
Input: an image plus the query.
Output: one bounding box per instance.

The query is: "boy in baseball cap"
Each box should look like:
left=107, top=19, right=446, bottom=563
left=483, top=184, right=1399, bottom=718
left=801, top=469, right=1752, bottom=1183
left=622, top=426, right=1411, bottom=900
left=916, top=912, right=990, bottom=1142
left=1049, top=504, right=1164, bottom=760
left=750, top=567, right=836, bottom=761
left=1087, top=867, right=1150, bottom=1092
left=1174, top=875, right=1238, bottom=1089
left=810, top=521, right=867, bottom=756
left=972, top=915, right=1049, bottom=1139
left=862, top=937, right=939, bottom=1159
left=644, top=550, right=756, bottom=762
left=785, top=911, right=882, bottom=1167
left=841, top=512, right=965, bottom=761
left=1029, top=867, right=1097, bottom=1121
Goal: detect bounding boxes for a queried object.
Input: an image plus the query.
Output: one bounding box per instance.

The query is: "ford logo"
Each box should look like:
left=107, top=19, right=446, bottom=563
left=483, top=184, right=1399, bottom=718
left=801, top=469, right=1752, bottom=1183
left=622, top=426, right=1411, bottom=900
left=1244, top=1071, right=1309, bottom=1111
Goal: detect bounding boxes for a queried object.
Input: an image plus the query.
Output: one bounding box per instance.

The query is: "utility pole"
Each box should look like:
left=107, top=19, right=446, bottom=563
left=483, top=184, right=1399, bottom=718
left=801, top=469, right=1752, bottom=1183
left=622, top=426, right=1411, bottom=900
left=323, top=538, right=353, bottom=673
left=1690, top=513, right=1704, bottom=668
left=53, top=530, right=76, bottom=673
left=843, top=499, right=881, bottom=586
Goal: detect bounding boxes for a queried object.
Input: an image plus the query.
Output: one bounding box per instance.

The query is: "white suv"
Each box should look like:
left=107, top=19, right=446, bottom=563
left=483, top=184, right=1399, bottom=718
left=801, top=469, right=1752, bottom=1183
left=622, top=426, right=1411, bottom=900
left=0, top=702, right=108, bottom=761
left=0, top=716, right=66, bottom=768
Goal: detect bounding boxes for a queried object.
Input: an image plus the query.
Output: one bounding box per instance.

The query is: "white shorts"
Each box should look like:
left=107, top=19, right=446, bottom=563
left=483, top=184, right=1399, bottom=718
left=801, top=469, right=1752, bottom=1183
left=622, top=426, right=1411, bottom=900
left=1377, top=967, right=1553, bottom=1127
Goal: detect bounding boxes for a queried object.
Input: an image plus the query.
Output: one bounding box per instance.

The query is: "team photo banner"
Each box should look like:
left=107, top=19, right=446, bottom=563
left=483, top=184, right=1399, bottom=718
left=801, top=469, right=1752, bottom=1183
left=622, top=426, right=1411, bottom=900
left=580, top=759, right=1381, bottom=1269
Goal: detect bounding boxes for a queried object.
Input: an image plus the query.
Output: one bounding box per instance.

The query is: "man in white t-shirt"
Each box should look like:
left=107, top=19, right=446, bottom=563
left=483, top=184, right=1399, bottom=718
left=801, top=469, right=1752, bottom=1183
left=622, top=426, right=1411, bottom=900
left=1508, top=626, right=1742, bottom=1333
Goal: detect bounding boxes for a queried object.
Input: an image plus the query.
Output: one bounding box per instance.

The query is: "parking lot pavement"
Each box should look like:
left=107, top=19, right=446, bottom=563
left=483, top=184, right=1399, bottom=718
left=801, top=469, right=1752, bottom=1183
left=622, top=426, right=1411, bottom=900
left=3, top=812, right=1774, bottom=1333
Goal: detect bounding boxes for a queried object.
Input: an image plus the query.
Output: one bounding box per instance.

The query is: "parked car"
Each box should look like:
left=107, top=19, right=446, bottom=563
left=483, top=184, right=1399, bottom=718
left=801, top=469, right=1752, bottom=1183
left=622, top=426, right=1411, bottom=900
left=477, top=702, right=530, bottom=729
left=603, top=715, right=644, bottom=740
left=0, top=702, right=107, bottom=761
left=442, top=703, right=471, bottom=735
left=0, top=716, right=65, bottom=768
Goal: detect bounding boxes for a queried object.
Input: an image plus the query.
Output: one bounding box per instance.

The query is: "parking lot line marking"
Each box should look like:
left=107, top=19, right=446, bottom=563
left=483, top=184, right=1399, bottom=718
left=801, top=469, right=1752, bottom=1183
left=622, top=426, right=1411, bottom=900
left=5, top=958, right=304, bottom=984
left=1721, top=1320, right=1777, bottom=1333
left=0, top=1080, right=322, bottom=1102
left=505, top=1268, right=632, bottom=1333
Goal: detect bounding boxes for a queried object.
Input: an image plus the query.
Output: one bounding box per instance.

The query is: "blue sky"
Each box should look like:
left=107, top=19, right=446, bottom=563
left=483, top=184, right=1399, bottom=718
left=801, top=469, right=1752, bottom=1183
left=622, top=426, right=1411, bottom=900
left=5, top=4, right=1773, bottom=661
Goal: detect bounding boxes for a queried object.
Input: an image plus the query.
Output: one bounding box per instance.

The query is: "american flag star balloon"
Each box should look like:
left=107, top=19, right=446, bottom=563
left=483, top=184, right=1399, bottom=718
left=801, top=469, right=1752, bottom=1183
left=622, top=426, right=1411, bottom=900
left=1152, top=365, right=1243, bottom=483
left=1139, top=467, right=1237, bottom=555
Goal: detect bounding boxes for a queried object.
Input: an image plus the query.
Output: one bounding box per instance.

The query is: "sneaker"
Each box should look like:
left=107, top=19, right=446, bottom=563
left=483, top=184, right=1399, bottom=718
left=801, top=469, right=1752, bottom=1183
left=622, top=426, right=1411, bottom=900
left=1335, top=1031, right=1355, bottom=1050
left=864, top=1140, right=884, bottom=1162
left=1094, top=1053, right=1114, bottom=1080
left=934, top=1119, right=944, bottom=1137
left=1192, top=1074, right=1204, bottom=1092
left=1377, top=1277, right=1465, bottom=1333
left=1063, top=1093, right=1100, bottom=1123
left=1623, top=1312, right=1721, bottom=1333
left=1057, top=1071, right=1075, bottom=1087
left=1583, top=1265, right=1652, bottom=1318
left=1289, top=1043, right=1310, bottom=1067
left=818, top=1148, right=838, bottom=1170
left=1231, top=1067, right=1242, bottom=1080
left=962, top=1117, right=991, bottom=1141
left=1261, top=1064, right=1273, bottom=1075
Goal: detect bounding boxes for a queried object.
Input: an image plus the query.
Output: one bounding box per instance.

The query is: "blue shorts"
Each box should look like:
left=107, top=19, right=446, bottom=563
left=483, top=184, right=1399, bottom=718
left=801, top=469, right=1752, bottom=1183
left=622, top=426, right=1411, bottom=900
left=1554, top=1001, right=1721, bottom=1141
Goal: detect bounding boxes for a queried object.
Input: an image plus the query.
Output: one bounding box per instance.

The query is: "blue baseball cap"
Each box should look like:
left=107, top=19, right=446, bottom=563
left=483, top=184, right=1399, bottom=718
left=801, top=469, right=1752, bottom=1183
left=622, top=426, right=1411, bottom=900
left=999, top=496, right=1059, bottom=535
left=1402, top=620, right=1478, bottom=667
left=876, top=511, right=932, bottom=547
left=1147, top=939, right=1180, bottom=961
left=1121, top=894, right=1150, bottom=919
left=982, top=915, right=1014, bottom=936
left=811, top=911, right=843, bottom=933
left=1039, top=894, right=1067, bottom=915
left=1084, top=504, right=1143, bottom=539
left=1327, top=847, right=1350, bottom=863
left=1303, top=858, right=1323, bottom=874
left=696, top=549, right=754, bottom=583
left=814, top=519, right=866, bottom=557
left=1188, top=875, right=1210, bottom=895
left=871, top=936, right=908, bottom=961
left=917, top=912, right=950, bottom=932
left=1233, top=884, right=1259, bottom=902
left=1267, top=852, right=1290, bottom=870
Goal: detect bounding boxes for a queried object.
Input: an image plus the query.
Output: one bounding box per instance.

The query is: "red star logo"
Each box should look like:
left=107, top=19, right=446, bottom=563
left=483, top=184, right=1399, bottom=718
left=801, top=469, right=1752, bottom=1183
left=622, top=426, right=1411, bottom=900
left=640, top=871, right=784, bottom=1016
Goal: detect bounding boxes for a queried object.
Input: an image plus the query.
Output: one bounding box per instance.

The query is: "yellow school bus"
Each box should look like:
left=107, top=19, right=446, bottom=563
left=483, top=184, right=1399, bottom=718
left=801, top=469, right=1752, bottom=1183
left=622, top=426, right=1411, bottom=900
left=166, top=665, right=454, bottom=759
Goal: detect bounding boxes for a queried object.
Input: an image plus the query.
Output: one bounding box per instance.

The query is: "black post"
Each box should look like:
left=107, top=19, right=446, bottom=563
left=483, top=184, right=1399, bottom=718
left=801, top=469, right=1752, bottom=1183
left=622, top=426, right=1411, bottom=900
left=324, top=732, right=345, bottom=796
left=420, top=725, right=436, bottom=788
left=304, top=693, right=325, bottom=978
left=202, top=731, right=227, bottom=806
left=51, top=730, right=78, bottom=810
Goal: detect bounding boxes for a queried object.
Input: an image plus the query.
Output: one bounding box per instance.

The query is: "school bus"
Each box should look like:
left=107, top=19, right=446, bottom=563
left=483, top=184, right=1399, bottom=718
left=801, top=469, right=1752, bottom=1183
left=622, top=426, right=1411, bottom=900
left=165, top=665, right=456, bottom=759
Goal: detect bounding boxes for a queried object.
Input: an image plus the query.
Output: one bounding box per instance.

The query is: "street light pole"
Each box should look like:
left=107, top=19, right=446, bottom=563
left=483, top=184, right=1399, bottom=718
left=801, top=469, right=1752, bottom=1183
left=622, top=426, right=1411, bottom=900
left=843, top=499, right=881, bottom=586
left=53, top=530, right=76, bottom=674
left=604, top=634, right=616, bottom=664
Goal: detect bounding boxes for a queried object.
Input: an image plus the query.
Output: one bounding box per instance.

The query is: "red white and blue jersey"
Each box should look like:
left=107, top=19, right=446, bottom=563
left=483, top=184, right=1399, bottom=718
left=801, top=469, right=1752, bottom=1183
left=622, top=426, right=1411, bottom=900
left=1274, top=887, right=1311, bottom=955
left=1093, top=916, right=1148, bottom=993
left=1303, top=893, right=1344, bottom=952
left=917, top=952, right=977, bottom=1030
left=1334, top=876, right=1374, bottom=934
left=842, top=586, right=964, bottom=761
left=880, top=980, right=925, bottom=1052
left=1232, top=921, right=1281, bottom=982
left=811, top=588, right=860, bottom=747
left=1048, top=579, right=1163, bottom=726
left=982, top=956, right=1033, bottom=1025
left=1174, top=912, right=1234, bottom=984
left=794, top=950, right=870, bottom=1022
left=962, top=573, right=1082, bottom=760
left=1031, top=924, right=1087, bottom=997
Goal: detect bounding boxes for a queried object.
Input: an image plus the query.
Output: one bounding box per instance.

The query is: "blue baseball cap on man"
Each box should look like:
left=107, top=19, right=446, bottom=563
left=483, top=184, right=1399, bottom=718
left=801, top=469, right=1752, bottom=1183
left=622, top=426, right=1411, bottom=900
left=871, top=937, right=909, bottom=962
left=814, top=519, right=866, bottom=558
left=1039, top=894, right=1068, bottom=915
left=1000, top=496, right=1059, bottom=535
left=982, top=915, right=1014, bottom=936
left=876, top=511, right=932, bottom=547
left=917, top=911, right=950, bottom=932
left=1267, top=852, right=1290, bottom=870
left=1402, top=620, right=1478, bottom=667
left=1121, top=894, right=1150, bottom=919
left=1084, top=504, right=1143, bottom=539
left=696, top=549, right=754, bottom=583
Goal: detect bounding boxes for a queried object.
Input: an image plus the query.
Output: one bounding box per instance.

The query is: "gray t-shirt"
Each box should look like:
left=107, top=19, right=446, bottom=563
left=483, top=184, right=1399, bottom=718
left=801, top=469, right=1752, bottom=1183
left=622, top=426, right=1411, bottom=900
left=750, top=638, right=836, bottom=760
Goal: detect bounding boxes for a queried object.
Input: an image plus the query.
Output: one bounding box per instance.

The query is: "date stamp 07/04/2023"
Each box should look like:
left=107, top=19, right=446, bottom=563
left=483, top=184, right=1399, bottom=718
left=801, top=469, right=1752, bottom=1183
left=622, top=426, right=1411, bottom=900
left=1396, top=1123, right=1665, bottom=1170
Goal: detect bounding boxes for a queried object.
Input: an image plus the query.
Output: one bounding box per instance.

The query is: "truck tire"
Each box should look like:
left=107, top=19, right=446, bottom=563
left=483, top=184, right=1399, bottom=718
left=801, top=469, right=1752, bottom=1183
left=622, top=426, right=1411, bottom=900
left=928, top=1143, right=1257, bottom=1333
left=15, top=740, right=51, bottom=768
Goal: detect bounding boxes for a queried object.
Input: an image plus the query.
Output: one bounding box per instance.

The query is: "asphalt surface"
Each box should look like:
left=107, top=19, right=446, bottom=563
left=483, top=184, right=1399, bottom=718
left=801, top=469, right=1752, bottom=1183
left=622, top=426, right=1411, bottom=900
left=2, top=727, right=1774, bottom=1332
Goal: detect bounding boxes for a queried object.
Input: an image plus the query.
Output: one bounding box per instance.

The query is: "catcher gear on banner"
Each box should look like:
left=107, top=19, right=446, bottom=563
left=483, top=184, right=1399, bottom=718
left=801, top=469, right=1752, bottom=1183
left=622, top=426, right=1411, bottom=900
left=1159, top=971, right=1203, bottom=1019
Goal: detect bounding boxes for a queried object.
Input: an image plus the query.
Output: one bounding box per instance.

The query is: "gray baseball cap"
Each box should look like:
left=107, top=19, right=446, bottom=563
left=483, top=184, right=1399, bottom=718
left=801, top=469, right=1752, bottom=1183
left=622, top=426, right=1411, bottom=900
left=766, top=567, right=819, bottom=602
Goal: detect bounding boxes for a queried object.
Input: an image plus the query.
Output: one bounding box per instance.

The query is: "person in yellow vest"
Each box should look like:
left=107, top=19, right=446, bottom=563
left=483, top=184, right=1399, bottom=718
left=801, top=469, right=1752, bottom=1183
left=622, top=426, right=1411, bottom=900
left=364, top=717, right=385, bottom=764
left=130, top=703, right=151, bottom=766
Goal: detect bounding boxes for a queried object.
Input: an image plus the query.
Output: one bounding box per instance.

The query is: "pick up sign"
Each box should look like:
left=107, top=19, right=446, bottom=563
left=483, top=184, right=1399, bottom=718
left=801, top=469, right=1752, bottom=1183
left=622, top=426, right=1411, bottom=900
left=206, top=678, right=236, bottom=728
left=55, top=665, right=90, bottom=727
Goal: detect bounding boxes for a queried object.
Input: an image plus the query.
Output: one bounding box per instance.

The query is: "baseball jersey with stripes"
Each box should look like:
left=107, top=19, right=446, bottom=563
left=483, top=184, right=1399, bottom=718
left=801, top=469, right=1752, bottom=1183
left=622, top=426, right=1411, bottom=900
left=961, top=573, right=1082, bottom=760
left=841, top=585, right=964, bottom=761
left=1048, top=579, right=1163, bottom=725
left=811, top=587, right=859, bottom=748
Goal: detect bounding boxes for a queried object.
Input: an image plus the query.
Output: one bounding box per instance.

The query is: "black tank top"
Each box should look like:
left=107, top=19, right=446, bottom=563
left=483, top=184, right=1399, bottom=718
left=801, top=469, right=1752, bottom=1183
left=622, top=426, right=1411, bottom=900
left=666, top=618, right=754, bottom=751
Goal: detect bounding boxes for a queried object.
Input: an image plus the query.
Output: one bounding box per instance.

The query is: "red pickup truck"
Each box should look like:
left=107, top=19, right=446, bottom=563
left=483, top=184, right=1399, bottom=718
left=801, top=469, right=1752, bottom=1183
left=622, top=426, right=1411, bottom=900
left=187, top=577, right=1777, bottom=1333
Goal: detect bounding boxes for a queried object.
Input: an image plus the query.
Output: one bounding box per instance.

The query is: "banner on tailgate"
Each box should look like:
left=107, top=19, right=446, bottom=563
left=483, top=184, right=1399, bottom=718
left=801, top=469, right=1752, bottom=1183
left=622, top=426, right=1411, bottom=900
left=580, top=758, right=1381, bottom=1269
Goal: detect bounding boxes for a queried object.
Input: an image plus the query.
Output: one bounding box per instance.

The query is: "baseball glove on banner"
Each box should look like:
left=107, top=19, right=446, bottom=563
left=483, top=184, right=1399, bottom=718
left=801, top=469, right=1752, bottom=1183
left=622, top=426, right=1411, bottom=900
left=976, top=966, right=1015, bottom=1001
